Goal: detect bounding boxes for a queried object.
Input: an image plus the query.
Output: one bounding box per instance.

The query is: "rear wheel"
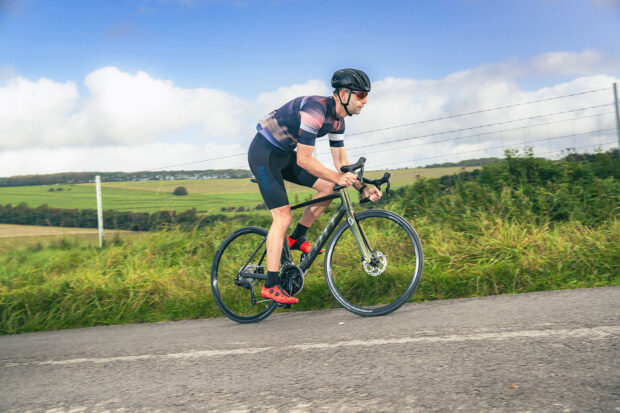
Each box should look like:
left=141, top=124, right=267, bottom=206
left=211, top=226, right=277, bottom=323
left=324, top=210, right=423, bottom=316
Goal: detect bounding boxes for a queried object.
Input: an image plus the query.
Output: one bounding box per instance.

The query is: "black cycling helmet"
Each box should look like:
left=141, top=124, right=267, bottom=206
left=331, top=68, right=371, bottom=117
left=331, top=68, right=371, bottom=92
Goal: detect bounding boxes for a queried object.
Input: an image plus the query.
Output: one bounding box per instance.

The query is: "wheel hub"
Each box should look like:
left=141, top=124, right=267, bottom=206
left=363, top=251, right=387, bottom=276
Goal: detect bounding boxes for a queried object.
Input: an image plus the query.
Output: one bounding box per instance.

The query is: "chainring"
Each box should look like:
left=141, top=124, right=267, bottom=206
left=280, top=264, right=305, bottom=296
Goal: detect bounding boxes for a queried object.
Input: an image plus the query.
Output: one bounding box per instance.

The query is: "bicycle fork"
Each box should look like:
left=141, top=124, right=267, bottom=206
left=340, top=188, right=373, bottom=263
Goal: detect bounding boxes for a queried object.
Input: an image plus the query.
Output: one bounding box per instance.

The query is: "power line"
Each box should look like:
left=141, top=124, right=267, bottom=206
left=220, top=109, right=616, bottom=169
left=532, top=141, right=617, bottom=158
left=140, top=152, right=248, bottom=172
left=139, top=87, right=613, bottom=172
left=370, top=128, right=617, bottom=169
left=324, top=106, right=615, bottom=156
left=346, top=87, right=612, bottom=136
left=2, top=134, right=615, bottom=221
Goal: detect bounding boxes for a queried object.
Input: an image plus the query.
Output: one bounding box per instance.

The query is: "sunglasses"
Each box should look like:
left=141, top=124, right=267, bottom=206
left=351, top=90, right=368, bottom=100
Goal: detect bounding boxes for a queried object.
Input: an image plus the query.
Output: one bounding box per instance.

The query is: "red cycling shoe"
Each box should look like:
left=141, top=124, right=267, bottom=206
left=287, top=236, right=323, bottom=254
left=261, top=285, right=299, bottom=304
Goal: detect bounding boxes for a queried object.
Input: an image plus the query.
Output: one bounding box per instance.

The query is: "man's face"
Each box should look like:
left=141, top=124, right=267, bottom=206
left=340, top=89, right=368, bottom=115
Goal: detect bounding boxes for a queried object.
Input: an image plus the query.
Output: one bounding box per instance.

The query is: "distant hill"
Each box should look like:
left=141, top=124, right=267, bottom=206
left=0, top=169, right=253, bottom=187
left=423, top=157, right=501, bottom=168
left=2, top=157, right=503, bottom=187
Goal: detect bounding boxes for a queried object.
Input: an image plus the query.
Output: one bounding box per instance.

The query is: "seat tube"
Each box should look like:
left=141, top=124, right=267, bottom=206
left=340, top=189, right=372, bottom=262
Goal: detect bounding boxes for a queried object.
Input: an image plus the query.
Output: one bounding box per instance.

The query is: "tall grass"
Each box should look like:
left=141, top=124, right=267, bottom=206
left=1, top=215, right=617, bottom=334
left=1, top=150, right=618, bottom=334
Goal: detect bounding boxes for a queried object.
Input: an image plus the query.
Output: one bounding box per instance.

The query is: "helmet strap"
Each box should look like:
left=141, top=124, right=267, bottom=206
left=337, top=89, right=353, bottom=117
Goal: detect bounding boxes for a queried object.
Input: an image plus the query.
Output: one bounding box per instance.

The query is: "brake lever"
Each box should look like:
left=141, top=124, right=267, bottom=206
left=359, top=172, right=391, bottom=203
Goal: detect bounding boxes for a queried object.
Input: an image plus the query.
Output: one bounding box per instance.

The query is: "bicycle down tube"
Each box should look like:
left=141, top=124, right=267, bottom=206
left=292, top=187, right=373, bottom=271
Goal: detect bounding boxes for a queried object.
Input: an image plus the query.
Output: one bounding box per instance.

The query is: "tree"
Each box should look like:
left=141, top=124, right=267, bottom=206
left=173, top=186, right=188, bottom=196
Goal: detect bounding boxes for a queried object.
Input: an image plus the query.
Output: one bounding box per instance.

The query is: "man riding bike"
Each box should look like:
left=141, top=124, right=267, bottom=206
left=248, top=68, right=382, bottom=304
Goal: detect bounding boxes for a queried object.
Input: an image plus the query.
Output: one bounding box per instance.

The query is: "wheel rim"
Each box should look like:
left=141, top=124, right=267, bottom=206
left=326, top=212, right=422, bottom=314
left=212, top=228, right=275, bottom=320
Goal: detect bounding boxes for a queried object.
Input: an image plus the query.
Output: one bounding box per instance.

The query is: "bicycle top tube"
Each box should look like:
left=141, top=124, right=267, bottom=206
left=250, top=156, right=391, bottom=211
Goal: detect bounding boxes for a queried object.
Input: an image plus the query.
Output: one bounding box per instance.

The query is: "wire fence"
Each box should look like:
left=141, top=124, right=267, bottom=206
left=2, top=84, right=619, bottom=223
left=140, top=85, right=618, bottom=173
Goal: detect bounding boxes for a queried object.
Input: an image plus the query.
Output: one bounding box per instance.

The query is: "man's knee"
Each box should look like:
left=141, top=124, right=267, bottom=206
left=270, top=206, right=293, bottom=229
left=313, top=178, right=334, bottom=195
left=274, top=214, right=293, bottom=229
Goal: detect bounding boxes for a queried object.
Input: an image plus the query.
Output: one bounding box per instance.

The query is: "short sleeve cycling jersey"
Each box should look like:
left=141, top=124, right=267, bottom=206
left=257, top=96, right=345, bottom=152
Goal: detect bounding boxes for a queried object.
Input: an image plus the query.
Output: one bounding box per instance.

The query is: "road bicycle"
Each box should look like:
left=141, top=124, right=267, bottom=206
left=210, top=157, right=423, bottom=323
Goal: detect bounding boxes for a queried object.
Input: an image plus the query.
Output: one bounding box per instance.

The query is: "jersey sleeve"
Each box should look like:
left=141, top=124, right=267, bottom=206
left=297, top=98, right=326, bottom=147
left=328, top=118, right=345, bottom=147
left=328, top=133, right=344, bottom=148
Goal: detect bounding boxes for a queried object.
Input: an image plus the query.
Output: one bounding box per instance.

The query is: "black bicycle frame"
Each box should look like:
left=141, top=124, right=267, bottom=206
left=294, top=198, right=345, bottom=270
left=238, top=185, right=373, bottom=282
left=289, top=185, right=373, bottom=271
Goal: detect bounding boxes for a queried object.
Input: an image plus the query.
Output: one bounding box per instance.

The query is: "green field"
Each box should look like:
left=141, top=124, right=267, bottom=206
left=0, top=167, right=477, bottom=213
left=1, top=215, right=617, bottom=334
left=1, top=151, right=618, bottom=334
left=0, top=224, right=143, bottom=250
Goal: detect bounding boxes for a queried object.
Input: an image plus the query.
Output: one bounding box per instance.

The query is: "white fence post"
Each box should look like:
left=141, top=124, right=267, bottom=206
left=95, top=175, right=103, bottom=248
left=614, top=83, right=620, bottom=150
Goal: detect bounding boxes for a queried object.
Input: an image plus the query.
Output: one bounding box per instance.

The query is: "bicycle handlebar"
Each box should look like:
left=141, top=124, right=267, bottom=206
left=334, top=157, right=391, bottom=202
left=339, top=157, right=366, bottom=173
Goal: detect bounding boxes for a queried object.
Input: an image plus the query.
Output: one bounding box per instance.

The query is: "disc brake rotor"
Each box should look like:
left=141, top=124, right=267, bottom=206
left=363, top=251, right=387, bottom=276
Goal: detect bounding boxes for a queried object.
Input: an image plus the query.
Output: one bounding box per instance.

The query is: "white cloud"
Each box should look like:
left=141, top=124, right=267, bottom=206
left=0, top=142, right=249, bottom=176
left=0, top=76, right=79, bottom=149
left=256, top=79, right=330, bottom=108
left=73, top=66, right=250, bottom=145
left=0, top=67, right=254, bottom=151
left=0, top=51, right=619, bottom=177
left=531, top=50, right=604, bottom=75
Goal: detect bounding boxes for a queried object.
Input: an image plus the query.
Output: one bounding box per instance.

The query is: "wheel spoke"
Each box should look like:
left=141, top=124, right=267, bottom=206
left=211, top=227, right=277, bottom=323
left=324, top=210, right=423, bottom=316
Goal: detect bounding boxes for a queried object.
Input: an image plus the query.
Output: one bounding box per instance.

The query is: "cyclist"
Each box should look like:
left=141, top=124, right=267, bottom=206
left=248, top=68, right=382, bottom=304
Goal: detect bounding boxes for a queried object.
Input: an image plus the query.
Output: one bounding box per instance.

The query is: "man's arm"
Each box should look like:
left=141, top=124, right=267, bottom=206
left=330, top=146, right=364, bottom=191
left=330, top=146, right=383, bottom=202
left=297, top=143, right=356, bottom=187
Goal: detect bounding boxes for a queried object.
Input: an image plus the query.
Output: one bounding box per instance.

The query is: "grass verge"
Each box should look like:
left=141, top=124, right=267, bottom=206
left=1, top=215, right=618, bottom=334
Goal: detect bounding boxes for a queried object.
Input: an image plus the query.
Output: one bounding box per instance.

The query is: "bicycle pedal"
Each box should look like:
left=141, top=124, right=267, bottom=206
left=276, top=303, right=292, bottom=309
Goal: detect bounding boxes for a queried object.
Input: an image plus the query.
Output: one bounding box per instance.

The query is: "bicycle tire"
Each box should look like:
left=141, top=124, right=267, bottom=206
left=211, top=226, right=277, bottom=323
left=324, top=209, right=423, bottom=317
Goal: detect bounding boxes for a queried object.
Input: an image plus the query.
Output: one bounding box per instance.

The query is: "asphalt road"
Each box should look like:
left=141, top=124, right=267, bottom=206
left=1, top=286, right=619, bottom=412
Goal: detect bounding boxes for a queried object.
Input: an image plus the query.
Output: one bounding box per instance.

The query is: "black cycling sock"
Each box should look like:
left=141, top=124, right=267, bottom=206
left=291, top=223, right=309, bottom=240
left=265, top=271, right=280, bottom=288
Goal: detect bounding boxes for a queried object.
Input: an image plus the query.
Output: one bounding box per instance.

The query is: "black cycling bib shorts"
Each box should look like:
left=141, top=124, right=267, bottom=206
left=248, top=133, right=318, bottom=210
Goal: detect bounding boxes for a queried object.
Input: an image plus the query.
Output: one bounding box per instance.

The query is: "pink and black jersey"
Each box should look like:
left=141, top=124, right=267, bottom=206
left=257, top=95, right=345, bottom=152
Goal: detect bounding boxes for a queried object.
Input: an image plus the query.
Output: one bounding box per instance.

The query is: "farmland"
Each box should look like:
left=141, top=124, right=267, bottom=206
left=0, top=166, right=477, bottom=213
left=0, top=224, right=143, bottom=250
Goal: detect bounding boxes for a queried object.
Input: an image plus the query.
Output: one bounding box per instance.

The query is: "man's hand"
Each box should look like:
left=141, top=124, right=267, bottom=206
left=337, top=172, right=357, bottom=187
left=362, top=186, right=382, bottom=202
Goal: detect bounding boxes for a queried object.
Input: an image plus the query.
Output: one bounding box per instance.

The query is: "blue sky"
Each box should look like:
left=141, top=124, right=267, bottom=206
left=0, top=0, right=619, bottom=176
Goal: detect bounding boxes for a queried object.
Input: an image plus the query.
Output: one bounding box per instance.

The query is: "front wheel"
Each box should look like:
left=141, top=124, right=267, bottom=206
left=324, top=209, right=423, bottom=316
left=211, top=226, right=277, bottom=323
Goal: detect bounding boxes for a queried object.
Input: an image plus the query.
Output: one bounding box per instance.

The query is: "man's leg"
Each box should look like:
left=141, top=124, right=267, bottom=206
left=298, top=178, right=334, bottom=227
left=289, top=178, right=334, bottom=247
left=266, top=204, right=292, bottom=282
left=261, top=204, right=298, bottom=304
